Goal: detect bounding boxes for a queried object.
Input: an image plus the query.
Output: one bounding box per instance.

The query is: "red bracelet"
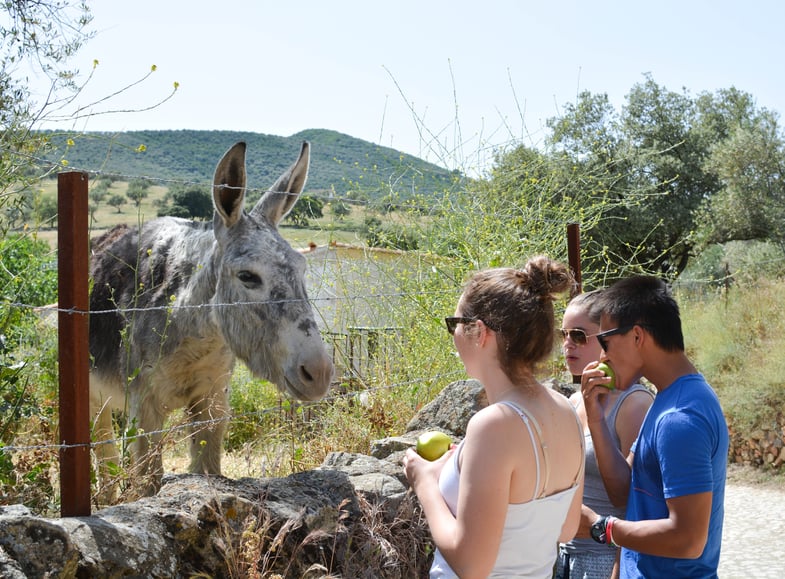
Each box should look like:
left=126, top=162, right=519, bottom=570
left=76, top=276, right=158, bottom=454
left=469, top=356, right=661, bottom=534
left=606, top=516, right=619, bottom=548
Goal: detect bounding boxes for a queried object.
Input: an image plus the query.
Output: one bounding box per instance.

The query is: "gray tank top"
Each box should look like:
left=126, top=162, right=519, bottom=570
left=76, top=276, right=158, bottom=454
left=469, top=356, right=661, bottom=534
left=562, top=382, right=653, bottom=556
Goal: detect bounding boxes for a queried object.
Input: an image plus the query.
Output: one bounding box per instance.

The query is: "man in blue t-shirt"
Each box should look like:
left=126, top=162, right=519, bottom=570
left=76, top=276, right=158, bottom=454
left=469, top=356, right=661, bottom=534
left=578, top=275, right=728, bottom=578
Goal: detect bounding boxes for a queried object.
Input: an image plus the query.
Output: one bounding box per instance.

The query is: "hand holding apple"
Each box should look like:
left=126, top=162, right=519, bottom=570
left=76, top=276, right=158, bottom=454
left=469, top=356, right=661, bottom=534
left=415, top=430, right=452, bottom=461
left=596, top=362, right=616, bottom=390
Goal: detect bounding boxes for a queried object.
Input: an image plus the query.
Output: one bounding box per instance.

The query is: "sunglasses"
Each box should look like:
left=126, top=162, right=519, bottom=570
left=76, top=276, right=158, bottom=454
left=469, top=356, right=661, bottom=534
left=594, top=325, right=635, bottom=351
left=559, top=328, right=591, bottom=346
left=445, top=317, right=477, bottom=335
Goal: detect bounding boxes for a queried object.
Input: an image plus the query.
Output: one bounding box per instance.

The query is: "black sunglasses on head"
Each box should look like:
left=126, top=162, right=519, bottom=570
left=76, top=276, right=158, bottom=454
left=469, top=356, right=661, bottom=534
left=445, top=316, right=477, bottom=335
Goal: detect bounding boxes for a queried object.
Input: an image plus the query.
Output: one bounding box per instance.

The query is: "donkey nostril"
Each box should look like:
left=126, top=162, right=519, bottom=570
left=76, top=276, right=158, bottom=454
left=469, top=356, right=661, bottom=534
left=300, top=366, right=313, bottom=382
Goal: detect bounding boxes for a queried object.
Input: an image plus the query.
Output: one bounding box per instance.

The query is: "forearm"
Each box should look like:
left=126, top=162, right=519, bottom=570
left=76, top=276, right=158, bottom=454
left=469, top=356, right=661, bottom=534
left=413, top=480, right=456, bottom=549
left=588, top=418, right=631, bottom=506
left=612, top=517, right=708, bottom=559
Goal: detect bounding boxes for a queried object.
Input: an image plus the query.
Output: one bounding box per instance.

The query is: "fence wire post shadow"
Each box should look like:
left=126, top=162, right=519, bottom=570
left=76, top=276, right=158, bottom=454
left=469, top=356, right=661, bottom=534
left=58, top=171, right=91, bottom=517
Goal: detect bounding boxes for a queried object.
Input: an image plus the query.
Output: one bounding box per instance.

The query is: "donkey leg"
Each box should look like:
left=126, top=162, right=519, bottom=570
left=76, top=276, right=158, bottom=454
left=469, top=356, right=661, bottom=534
left=187, top=384, right=230, bottom=475
left=129, top=390, right=167, bottom=496
left=90, top=378, right=121, bottom=504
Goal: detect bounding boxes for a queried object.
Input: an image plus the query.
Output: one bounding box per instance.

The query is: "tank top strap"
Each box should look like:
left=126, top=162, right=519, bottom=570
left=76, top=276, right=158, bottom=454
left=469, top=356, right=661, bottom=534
left=607, top=382, right=653, bottom=432
left=496, top=400, right=549, bottom=500
left=568, top=398, right=586, bottom=485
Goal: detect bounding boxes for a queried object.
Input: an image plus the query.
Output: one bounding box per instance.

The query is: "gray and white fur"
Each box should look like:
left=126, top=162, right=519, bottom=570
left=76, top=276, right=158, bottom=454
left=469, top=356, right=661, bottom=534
left=89, top=141, right=333, bottom=496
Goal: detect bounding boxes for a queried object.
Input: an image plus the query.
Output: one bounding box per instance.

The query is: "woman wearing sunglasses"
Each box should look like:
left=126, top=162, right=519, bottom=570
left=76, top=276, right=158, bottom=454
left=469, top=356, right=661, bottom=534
left=403, top=256, right=585, bottom=578
left=556, top=291, right=653, bottom=579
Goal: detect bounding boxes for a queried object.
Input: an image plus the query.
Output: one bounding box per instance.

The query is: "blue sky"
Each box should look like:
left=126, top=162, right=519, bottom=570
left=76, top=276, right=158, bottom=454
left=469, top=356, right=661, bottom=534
left=31, top=0, right=785, bottom=172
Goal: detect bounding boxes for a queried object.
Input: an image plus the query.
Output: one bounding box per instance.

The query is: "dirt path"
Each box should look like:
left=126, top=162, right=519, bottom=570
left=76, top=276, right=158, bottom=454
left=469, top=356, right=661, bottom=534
left=719, top=482, right=785, bottom=578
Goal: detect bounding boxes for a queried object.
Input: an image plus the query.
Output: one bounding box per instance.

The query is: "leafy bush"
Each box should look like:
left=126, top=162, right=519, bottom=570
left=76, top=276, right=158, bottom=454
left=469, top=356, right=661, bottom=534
left=0, top=326, right=59, bottom=513
left=0, top=234, right=60, bottom=512
left=678, top=241, right=785, bottom=293
left=0, top=234, right=58, bottom=350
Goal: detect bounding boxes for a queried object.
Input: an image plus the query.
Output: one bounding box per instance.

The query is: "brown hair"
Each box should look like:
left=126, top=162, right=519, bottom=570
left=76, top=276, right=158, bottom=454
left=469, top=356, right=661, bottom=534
left=566, top=289, right=604, bottom=325
left=460, top=255, right=575, bottom=383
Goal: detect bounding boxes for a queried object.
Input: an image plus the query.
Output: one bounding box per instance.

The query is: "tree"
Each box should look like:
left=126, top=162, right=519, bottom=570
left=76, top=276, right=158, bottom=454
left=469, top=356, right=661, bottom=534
left=0, top=1, right=93, bottom=230
left=89, top=185, right=109, bottom=223
left=614, top=75, right=712, bottom=276
left=90, top=184, right=109, bottom=205
left=1, top=2, right=178, bottom=235
left=695, top=109, right=785, bottom=247
left=108, top=194, right=126, bottom=213
left=161, top=186, right=213, bottom=220
left=544, top=75, right=785, bottom=279
left=285, top=195, right=323, bottom=227
left=330, top=199, right=351, bottom=219
left=125, top=178, right=151, bottom=208
left=36, top=196, right=58, bottom=227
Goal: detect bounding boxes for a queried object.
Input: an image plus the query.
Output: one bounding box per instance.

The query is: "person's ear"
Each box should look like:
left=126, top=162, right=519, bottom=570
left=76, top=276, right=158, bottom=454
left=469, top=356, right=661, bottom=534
left=475, top=320, right=490, bottom=346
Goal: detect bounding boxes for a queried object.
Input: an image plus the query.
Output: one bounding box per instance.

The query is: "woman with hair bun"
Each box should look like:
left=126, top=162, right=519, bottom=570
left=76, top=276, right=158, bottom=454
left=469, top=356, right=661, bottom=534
left=404, top=256, right=586, bottom=578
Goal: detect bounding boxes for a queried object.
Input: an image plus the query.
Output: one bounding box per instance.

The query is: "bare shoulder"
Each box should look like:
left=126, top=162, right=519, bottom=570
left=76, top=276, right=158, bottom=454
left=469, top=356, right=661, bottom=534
left=619, top=387, right=654, bottom=413
left=547, top=385, right=578, bottom=411
left=465, top=402, right=511, bottom=434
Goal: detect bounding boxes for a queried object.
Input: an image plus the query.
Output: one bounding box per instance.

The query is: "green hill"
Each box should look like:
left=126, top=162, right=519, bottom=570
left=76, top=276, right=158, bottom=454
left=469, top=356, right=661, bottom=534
left=41, top=129, right=461, bottom=202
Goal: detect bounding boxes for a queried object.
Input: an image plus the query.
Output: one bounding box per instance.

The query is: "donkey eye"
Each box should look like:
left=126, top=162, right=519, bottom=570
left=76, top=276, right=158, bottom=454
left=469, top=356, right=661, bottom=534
left=238, top=270, right=262, bottom=287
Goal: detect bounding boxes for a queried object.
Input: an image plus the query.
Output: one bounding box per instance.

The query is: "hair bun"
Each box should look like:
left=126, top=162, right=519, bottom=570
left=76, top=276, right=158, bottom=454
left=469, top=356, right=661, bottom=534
left=522, top=255, right=574, bottom=301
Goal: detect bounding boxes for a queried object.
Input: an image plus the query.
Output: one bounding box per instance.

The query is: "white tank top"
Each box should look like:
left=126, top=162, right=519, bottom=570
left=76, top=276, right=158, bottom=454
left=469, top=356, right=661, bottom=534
left=430, top=400, right=584, bottom=578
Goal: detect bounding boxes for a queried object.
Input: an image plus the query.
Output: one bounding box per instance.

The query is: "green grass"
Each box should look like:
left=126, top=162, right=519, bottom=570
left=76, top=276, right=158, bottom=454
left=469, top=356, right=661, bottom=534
left=681, top=279, right=785, bottom=431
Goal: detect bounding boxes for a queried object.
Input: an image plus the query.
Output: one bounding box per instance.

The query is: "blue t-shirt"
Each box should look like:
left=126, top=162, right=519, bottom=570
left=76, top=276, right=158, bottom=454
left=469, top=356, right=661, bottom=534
left=622, top=374, right=728, bottom=578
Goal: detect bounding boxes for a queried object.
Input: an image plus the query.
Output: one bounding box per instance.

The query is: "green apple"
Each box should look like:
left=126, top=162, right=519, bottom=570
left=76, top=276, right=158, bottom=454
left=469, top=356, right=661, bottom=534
left=416, top=430, right=452, bottom=461
left=596, top=362, right=616, bottom=390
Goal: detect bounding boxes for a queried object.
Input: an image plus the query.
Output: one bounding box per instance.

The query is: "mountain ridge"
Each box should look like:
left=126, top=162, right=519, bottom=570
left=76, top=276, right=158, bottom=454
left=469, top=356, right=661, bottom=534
left=44, top=128, right=459, bottom=201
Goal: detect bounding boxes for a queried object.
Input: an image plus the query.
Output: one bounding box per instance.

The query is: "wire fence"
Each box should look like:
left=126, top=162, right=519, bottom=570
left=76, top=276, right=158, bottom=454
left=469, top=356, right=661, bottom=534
left=3, top=159, right=785, bottom=514
left=0, top=184, right=470, bottom=502
left=0, top=365, right=467, bottom=457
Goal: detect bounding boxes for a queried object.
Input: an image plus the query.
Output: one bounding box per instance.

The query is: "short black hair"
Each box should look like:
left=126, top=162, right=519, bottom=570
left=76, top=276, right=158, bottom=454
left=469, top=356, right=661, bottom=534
left=597, top=275, right=684, bottom=351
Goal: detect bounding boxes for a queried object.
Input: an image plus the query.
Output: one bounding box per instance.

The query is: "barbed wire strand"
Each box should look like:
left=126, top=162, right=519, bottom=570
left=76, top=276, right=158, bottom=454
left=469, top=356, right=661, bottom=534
left=0, top=368, right=466, bottom=455
left=4, top=163, right=784, bottom=460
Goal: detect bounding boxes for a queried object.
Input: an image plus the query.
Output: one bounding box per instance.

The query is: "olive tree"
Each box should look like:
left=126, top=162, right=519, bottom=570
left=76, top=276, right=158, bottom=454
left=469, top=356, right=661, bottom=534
left=0, top=1, right=93, bottom=229
left=545, top=75, right=785, bottom=279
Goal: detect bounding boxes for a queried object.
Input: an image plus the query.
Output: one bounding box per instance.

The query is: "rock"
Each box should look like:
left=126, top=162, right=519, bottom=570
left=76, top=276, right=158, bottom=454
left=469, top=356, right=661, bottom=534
left=405, top=379, right=487, bottom=438
left=0, top=377, right=592, bottom=577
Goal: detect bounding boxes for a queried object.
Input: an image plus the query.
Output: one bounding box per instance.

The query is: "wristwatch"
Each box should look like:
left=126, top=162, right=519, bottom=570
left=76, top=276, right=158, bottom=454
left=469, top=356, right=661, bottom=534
left=590, top=515, right=610, bottom=544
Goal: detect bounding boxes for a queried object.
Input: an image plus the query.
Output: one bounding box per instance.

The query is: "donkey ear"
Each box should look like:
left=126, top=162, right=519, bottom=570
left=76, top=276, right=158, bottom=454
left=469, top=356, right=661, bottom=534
left=251, top=141, right=310, bottom=225
left=213, top=141, right=247, bottom=227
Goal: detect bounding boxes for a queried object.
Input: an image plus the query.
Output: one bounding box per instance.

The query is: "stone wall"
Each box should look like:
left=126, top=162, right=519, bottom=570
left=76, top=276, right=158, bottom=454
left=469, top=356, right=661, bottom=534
left=0, top=380, right=485, bottom=578
left=0, top=378, right=776, bottom=578
left=728, top=413, right=785, bottom=470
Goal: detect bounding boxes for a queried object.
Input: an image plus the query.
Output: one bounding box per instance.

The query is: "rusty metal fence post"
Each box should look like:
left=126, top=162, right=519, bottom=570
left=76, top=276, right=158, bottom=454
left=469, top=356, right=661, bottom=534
left=58, top=171, right=91, bottom=517
left=567, top=223, right=582, bottom=295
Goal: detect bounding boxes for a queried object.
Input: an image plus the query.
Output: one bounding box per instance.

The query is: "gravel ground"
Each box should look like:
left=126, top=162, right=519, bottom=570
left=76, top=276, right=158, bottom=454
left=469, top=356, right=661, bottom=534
left=719, top=481, right=785, bottom=578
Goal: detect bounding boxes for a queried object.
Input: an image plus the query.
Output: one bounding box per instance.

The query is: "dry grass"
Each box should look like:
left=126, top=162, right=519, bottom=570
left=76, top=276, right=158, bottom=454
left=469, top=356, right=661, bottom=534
left=205, top=488, right=430, bottom=578
left=725, top=463, right=785, bottom=490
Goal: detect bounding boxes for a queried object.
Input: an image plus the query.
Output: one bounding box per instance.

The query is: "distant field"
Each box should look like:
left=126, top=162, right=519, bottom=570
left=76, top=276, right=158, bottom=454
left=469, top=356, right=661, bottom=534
left=34, top=177, right=371, bottom=250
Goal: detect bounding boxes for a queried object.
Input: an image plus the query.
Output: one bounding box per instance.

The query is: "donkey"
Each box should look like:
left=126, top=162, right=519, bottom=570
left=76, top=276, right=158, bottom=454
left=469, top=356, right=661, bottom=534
left=89, top=141, right=334, bottom=497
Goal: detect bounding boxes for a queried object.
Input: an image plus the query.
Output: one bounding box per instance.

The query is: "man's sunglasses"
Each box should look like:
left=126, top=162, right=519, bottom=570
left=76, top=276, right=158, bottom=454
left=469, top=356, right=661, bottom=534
left=594, top=325, right=636, bottom=351
left=445, top=317, right=477, bottom=335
